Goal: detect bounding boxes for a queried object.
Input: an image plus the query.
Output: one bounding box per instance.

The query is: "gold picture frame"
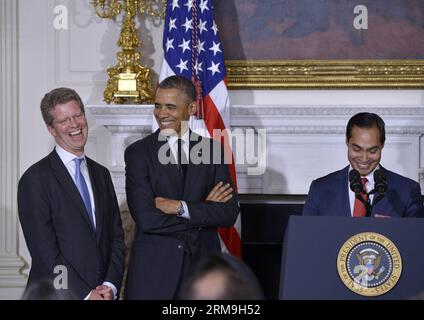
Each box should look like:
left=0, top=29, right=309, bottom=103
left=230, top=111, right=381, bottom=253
left=225, top=59, right=424, bottom=89
left=215, top=1, right=424, bottom=89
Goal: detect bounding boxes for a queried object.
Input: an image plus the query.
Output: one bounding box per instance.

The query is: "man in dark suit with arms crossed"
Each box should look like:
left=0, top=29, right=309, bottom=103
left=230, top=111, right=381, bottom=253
left=303, top=112, right=424, bottom=217
left=18, top=88, right=125, bottom=299
left=124, top=76, right=239, bottom=299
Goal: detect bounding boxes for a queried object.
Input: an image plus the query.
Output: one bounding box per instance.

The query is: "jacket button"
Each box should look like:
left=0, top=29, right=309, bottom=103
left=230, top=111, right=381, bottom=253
left=178, top=244, right=183, bottom=250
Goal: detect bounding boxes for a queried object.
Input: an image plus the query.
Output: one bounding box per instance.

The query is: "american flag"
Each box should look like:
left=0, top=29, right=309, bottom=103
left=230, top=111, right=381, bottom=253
left=158, top=0, right=242, bottom=257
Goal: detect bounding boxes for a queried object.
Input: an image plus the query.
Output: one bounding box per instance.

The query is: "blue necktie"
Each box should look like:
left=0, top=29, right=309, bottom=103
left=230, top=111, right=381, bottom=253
left=74, top=158, right=95, bottom=230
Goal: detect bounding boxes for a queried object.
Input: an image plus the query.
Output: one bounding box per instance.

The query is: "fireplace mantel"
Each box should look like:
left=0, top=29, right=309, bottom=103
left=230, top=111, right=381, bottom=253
left=87, top=104, right=424, bottom=200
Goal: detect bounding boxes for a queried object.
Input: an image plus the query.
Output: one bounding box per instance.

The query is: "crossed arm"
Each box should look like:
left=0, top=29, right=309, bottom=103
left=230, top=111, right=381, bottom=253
left=155, top=181, right=233, bottom=214
left=125, top=139, right=239, bottom=234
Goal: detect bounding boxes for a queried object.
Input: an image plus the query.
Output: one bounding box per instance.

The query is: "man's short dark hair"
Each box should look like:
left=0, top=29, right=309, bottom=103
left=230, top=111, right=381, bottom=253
left=179, top=252, right=264, bottom=300
left=156, top=76, right=196, bottom=103
left=346, top=112, right=386, bottom=145
left=40, top=87, right=84, bottom=126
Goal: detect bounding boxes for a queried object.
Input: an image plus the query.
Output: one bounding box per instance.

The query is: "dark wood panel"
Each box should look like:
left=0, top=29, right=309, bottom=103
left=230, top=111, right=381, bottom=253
left=240, top=201, right=304, bottom=299
left=241, top=203, right=303, bottom=243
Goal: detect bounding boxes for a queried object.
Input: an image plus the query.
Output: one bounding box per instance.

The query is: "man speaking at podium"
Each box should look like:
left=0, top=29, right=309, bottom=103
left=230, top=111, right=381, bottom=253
left=302, top=112, right=424, bottom=218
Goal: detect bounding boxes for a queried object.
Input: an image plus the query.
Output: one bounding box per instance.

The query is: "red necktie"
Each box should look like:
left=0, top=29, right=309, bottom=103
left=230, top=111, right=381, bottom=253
left=353, top=178, right=368, bottom=217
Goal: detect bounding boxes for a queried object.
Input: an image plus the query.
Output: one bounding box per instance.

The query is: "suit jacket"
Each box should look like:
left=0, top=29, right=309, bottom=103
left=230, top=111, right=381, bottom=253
left=124, top=130, right=239, bottom=299
left=18, top=149, right=125, bottom=299
left=302, top=165, right=424, bottom=217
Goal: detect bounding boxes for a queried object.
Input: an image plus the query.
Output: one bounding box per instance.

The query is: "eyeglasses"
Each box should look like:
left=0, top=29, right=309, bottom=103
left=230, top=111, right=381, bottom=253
left=53, top=112, right=85, bottom=126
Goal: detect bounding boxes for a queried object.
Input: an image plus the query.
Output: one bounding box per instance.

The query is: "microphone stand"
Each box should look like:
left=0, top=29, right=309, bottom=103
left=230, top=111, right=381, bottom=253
left=355, top=189, right=384, bottom=217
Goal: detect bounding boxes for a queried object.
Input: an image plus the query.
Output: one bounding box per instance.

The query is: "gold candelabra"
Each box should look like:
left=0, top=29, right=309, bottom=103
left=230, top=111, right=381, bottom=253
left=92, top=0, right=166, bottom=104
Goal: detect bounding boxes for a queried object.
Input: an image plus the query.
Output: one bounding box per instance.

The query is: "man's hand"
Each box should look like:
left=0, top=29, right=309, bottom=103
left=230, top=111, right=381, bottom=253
left=96, top=285, right=114, bottom=300
left=155, top=197, right=181, bottom=214
left=206, top=181, right=233, bottom=202
left=87, top=285, right=114, bottom=300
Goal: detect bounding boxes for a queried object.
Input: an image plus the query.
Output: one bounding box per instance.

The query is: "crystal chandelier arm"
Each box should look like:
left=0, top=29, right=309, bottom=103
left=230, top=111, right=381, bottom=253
left=92, top=0, right=123, bottom=18
left=139, top=0, right=167, bottom=18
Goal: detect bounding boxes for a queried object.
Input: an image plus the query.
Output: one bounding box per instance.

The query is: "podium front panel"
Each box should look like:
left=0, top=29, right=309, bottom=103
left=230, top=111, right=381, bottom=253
left=279, top=216, right=424, bottom=299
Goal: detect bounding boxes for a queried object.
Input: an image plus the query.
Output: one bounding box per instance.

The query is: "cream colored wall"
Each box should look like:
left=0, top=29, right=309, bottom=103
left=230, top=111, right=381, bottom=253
left=18, top=0, right=424, bottom=176
left=4, top=0, right=422, bottom=299
left=231, top=90, right=424, bottom=106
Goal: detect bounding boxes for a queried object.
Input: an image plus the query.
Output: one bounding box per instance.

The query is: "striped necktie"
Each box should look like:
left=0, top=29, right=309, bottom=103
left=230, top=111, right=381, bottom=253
left=74, top=158, right=95, bottom=229
left=353, top=177, right=368, bottom=217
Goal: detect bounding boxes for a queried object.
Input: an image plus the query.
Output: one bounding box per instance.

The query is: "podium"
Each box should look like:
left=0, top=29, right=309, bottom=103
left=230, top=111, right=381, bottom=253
left=279, top=216, right=424, bottom=299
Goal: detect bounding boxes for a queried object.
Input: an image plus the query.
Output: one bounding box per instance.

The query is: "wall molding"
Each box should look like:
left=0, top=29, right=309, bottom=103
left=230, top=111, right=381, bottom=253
left=0, top=0, right=28, bottom=294
left=231, top=105, right=424, bottom=135
left=88, top=105, right=154, bottom=115
left=419, top=168, right=424, bottom=192
left=231, top=126, right=424, bottom=135
left=231, top=105, right=424, bottom=116
left=88, top=104, right=424, bottom=195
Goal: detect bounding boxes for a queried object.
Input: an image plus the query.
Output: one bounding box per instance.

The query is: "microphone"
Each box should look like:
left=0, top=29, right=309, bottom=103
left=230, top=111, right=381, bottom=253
left=350, top=169, right=372, bottom=217
left=373, top=169, right=387, bottom=195
left=349, top=169, right=363, bottom=195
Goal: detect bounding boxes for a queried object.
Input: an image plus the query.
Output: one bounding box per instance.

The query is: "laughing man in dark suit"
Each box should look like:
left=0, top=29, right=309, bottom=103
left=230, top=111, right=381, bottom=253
left=18, top=88, right=125, bottom=299
left=124, top=76, right=239, bottom=299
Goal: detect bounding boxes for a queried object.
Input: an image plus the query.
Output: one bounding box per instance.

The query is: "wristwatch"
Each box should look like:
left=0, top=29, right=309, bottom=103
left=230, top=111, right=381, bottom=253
left=176, top=201, right=184, bottom=217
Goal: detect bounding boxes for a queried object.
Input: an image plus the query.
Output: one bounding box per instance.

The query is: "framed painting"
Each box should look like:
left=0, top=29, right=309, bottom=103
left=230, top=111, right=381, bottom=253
left=214, top=0, right=424, bottom=89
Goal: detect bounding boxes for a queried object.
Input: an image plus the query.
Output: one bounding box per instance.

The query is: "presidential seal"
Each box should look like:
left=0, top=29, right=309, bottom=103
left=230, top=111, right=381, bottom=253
left=337, top=232, right=402, bottom=297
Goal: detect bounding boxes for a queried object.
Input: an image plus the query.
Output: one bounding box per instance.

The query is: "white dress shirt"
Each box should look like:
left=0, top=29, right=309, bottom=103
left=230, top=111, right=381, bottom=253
left=55, top=145, right=96, bottom=227
left=55, top=146, right=117, bottom=299
left=166, top=130, right=190, bottom=219
left=167, top=129, right=190, bottom=165
left=348, top=165, right=378, bottom=216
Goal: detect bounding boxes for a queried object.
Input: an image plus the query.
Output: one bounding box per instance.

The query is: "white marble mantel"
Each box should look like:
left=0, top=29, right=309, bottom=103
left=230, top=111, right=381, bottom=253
left=87, top=104, right=424, bottom=198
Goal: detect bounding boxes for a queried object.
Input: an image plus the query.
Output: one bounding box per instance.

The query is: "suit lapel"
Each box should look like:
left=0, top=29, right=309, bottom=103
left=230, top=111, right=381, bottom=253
left=182, top=132, right=194, bottom=195
left=184, top=132, right=203, bottom=195
left=152, top=130, right=184, bottom=197
left=339, top=166, right=352, bottom=217
left=49, top=150, right=95, bottom=232
left=86, top=157, right=102, bottom=241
